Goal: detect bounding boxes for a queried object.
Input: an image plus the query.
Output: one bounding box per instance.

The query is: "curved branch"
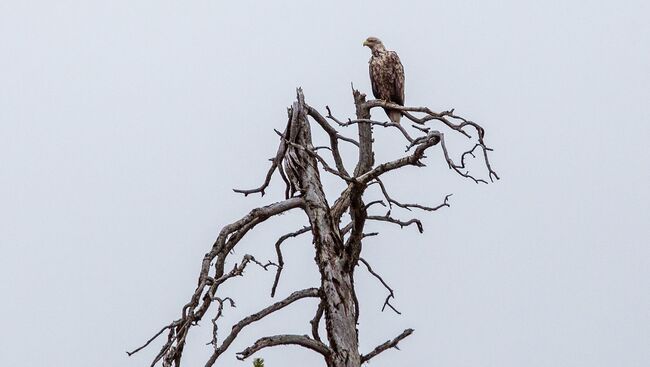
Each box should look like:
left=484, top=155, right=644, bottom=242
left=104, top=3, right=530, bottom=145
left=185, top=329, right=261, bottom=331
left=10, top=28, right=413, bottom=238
left=327, top=103, right=414, bottom=144
left=307, top=105, right=353, bottom=177
left=233, top=118, right=292, bottom=196
left=205, top=288, right=321, bottom=366
left=126, top=321, right=179, bottom=356
left=271, top=226, right=312, bottom=297
left=438, top=133, right=487, bottom=184
left=129, top=197, right=304, bottom=365
left=363, top=99, right=499, bottom=182
left=371, top=178, right=452, bottom=212
left=359, top=257, right=400, bottom=314
left=362, top=99, right=474, bottom=138
left=236, top=334, right=331, bottom=360
left=357, top=131, right=442, bottom=185
left=367, top=215, right=423, bottom=233
left=207, top=297, right=235, bottom=349
left=310, top=300, right=325, bottom=342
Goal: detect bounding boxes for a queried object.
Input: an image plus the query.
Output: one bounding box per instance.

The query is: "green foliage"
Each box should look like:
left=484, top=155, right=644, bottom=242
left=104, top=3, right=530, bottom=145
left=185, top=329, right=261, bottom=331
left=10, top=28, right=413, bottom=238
left=253, top=358, right=264, bottom=367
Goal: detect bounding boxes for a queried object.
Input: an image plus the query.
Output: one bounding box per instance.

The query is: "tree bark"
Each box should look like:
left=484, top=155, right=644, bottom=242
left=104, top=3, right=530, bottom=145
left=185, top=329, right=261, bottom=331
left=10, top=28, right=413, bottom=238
left=285, top=90, right=360, bottom=367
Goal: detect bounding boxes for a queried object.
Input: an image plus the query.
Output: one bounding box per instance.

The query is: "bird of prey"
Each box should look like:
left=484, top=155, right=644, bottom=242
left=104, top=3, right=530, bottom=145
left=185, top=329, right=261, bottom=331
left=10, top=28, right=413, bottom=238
left=363, top=36, right=405, bottom=123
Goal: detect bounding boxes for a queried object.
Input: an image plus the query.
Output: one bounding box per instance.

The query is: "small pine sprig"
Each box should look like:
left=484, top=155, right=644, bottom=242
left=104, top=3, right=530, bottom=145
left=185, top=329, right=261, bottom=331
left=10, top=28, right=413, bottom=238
left=253, top=358, right=265, bottom=367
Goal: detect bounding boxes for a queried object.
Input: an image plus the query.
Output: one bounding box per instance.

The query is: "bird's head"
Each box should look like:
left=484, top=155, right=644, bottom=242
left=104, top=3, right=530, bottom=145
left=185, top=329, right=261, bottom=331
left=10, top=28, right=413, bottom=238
left=363, top=37, right=385, bottom=52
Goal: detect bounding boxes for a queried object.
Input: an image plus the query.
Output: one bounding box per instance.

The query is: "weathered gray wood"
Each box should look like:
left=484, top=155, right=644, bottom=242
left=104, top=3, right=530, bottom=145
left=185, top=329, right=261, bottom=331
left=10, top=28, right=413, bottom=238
left=286, top=89, right=361, bottom=367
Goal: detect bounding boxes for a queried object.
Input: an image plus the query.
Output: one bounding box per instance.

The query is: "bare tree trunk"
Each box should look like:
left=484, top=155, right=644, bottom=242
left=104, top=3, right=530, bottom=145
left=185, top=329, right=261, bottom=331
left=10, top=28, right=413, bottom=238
left=286, top=91, right=360, bottom=367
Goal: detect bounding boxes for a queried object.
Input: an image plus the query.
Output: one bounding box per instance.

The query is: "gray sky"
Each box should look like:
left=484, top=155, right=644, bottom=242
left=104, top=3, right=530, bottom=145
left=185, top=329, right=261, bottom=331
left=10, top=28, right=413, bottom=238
left=1, top=1, right=649, bottom=366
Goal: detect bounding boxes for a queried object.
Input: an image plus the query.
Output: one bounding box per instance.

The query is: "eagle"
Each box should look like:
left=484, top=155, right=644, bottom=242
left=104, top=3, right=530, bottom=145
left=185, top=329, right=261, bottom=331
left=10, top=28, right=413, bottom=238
left=363, top=37, right=405, bottom=123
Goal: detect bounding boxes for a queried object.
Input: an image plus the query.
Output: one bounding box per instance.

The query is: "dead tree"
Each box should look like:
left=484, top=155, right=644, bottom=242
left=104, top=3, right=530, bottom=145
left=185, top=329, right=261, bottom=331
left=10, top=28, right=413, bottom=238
left=128, top=87, right=498, bottom=367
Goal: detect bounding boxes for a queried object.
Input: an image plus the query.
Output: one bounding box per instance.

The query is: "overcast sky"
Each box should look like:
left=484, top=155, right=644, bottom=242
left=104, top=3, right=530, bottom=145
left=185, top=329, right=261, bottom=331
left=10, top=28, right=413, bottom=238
left=1, top=1, right=649, bottom=366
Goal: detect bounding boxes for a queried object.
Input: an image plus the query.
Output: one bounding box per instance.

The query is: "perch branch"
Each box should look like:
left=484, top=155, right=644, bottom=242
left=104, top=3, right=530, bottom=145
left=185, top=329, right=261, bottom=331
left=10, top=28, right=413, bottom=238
left=363, top=99, right=499, bottom=182
left=327, top=104, right=414, bottom=143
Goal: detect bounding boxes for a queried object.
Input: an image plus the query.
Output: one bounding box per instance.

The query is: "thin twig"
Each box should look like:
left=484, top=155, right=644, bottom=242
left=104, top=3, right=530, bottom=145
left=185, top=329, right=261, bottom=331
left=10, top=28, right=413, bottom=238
left=271, top=226, right=311, bottom=297
left=370, top=178, right=452, bottom=212
left=359, top=257, right=401, bottom=314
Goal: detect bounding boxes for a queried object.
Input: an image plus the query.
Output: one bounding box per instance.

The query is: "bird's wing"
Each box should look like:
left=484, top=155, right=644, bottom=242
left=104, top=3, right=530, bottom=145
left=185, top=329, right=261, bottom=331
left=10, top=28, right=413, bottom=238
left=369, top=58, right=381, bottom=100
left=387, top=51, right=405, bottom=105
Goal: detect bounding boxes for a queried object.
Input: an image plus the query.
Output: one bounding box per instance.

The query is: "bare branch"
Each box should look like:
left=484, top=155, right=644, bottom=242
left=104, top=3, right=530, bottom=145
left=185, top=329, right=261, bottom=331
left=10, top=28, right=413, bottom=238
left=356, top=131, right=442, bottom=185
left=371, top=178, right=452, bottom=212
left=307, top=104, right=356, bottom=177
left=236, top=334, right=331, bottom=360
left=275, top=129, right=356, bottom=183
left=438, top=133, right=488, bottom=184
left=126, top=321, right=179, bottom=356
left=351, top=89, right=374, bottom=177
left=359, top=257, right=400, bottom=314
left=364, top=199, right=387, bottom=211
left=205, top=288, right=321, bottom=366
left=271, top=226, right=312, bottom=297
left=310, top=300, right=325, bottom=342
left=128, top=197, right=304, bottom=365
left=362, top=99, right=499, bottom=182
left=210, top=254, right=271, bottom=286
left=367, top=215, right=423, bottom=233
left=233, top=119, right=291, bottom=196
left=360, top=328, right=414, bottom=363
left=361, top=99, right=475, bottom=138
left=327, top=104, right=414, bottom=143
left=207, top=297, right=235, bottom=349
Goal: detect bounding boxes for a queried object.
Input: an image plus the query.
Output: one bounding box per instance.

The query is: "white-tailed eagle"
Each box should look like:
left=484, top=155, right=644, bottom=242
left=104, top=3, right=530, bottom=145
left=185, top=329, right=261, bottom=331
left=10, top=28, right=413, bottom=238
left=363, top=37, right=405, bottom=123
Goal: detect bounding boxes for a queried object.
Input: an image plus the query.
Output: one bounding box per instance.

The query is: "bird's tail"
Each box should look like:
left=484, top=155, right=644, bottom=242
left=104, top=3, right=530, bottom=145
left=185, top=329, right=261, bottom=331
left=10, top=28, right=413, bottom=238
left=387, top=109, right=402, bottom=124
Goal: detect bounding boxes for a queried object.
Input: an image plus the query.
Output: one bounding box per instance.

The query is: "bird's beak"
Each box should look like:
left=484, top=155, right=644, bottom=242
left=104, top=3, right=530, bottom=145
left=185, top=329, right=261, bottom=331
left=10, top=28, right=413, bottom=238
left=362, top=40, right=369, bottom=47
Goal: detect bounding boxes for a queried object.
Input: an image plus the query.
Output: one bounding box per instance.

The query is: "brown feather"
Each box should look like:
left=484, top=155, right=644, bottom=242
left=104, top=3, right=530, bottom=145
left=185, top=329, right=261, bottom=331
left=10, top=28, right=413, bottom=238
left=369, top=48, right=405, bottom=123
